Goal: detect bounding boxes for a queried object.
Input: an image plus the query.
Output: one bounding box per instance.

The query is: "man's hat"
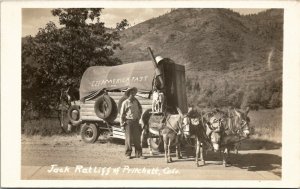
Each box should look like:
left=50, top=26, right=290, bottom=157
left=125, top=87, right=138, bottom=96
left=187, top=107, right=199, bottom=118
left=155, top=56, right=164, bottom=64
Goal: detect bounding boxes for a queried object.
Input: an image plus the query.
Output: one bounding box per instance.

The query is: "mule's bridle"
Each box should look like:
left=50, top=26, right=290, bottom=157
left=235, top=119, right=250, bottom=137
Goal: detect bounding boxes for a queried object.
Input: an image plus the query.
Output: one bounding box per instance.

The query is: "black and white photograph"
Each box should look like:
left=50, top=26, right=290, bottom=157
left=1, top=0, right=300, bottom=188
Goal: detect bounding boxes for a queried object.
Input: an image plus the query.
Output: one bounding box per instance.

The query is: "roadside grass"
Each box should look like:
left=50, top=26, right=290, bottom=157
left=248, top=108, right=282, bottom=143
left=23, top=118, right=65, bottom=136
left=22, top=115, right=80, bottom=137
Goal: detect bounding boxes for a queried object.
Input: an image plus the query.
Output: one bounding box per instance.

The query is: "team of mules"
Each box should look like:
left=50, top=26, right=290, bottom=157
left=61, top=87, right=252, bottom=167
left=142, top=107, right=252, bottom=167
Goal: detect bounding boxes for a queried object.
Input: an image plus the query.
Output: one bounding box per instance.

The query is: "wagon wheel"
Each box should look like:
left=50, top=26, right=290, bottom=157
left=80, top=123, right=99, bottom=143
left=148, top=113, right=165, bottom=152
left=67, top=105, right=81, bottom=126
left=149, top=136, right=164, bottom=152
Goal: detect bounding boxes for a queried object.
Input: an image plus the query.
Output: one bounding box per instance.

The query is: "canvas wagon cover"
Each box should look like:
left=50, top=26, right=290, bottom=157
left=80, top=61, right=156, bottom=99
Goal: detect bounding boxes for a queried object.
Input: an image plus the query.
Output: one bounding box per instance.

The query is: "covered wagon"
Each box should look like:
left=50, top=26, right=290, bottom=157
left=68, top=55, right=188, bottom=143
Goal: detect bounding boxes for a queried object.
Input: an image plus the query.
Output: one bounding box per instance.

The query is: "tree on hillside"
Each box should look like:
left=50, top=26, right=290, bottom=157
left=22, top=8, right=129, bottom=116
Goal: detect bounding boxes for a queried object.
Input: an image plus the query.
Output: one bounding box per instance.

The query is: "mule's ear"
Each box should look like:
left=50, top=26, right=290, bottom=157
left=245, top=106, right=250, bottom=116
left=227, top=108, right=232, bottom=117
left=176, top=107, right=183, bottom=116
left=234, top=108, right=241, bottom=117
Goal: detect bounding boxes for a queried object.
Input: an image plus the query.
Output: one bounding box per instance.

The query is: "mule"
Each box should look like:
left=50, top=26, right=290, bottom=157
left=192, top=109, right=238, bottom=167
left=227, top=107, right=251, bottom=138
left=182, top=109, right=215, bottom=167
left=140, top=108, right=184, bottom=163
left=161, top=108, right=185, bottom=163
left=140, top=106, right=187, bottom=163
left=225, top=107, right=251, bottom=154
left=141, top=108, right=223, bottom=166
left=220, top=107, right=252, bottom=166
left=201, top=108, right=251, bottom=167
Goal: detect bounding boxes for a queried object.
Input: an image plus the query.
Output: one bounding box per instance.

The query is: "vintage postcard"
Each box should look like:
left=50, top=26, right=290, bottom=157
left=1, top=0, right=300, bottom=188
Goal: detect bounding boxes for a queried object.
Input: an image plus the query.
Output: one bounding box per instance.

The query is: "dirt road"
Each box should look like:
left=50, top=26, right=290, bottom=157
left=21, top=135, right=281, bottom=180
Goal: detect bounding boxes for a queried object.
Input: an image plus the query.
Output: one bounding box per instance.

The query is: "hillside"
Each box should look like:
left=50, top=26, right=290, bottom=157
left=21, top=8, right=283, bottom=109
left=114, top=8, right=283, bottom=108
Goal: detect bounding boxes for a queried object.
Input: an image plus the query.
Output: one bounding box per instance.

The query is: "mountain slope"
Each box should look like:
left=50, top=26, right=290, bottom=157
left=114, top=8, right=283, bottom=108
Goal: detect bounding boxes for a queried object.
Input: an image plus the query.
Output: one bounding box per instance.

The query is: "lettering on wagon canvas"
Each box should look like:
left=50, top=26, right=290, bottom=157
left=91, top=76, right=149, bottom=88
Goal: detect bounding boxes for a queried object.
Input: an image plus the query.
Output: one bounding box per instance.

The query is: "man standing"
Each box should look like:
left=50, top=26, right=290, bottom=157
left=120, top=87, right=146, bottom=159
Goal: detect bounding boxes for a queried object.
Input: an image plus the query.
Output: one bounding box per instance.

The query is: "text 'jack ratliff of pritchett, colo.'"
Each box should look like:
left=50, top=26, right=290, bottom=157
left=47, top=165, right=180, bottom=175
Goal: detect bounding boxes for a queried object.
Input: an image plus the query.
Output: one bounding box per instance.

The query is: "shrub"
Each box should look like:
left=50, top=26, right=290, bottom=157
left=22, top=115, right=80, bottom=136
left=23, top=118, right=65, bottom=136
left=269, top=92, right=282, bottom=108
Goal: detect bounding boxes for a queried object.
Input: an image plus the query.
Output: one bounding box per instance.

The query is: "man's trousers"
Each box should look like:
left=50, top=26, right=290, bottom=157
left=124, top=119, right=142, bottom=157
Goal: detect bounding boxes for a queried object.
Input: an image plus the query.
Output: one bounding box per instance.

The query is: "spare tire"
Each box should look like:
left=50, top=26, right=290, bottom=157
left=149, top=136, right=164, bottom=152
left=67, top=105, right=81, bottom=126
left=105, top=97, right=118, bottom=123
left=94, top=94, right=113, bottom=119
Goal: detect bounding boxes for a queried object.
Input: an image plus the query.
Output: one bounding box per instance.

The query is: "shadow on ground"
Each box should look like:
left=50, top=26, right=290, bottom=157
left=238, top=138, right=281, bottom=150
left=230, top=153, right=282, bottom=177
left=176, top=139, right=282, bottom=177
left=182, top=146, right=282, bottom=177
left=95, top=136, right=282, bottom=177
left=181, top=138, right=281, bottom=154
left=96, top=137, right=125, bottom=145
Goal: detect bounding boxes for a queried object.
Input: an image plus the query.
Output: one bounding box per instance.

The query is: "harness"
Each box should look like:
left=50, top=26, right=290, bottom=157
left=181, top=115, right=197, bottom=147
left=236, top=121, right=247, bottom=135
left=181, top=113, right=214, bottom=149
left=201, top=111, right=229, bottom=149
left=165, top=114, right=182, bottom=135
left=228, top=115, right=249, bottom=136
left=221, top=114, right=250, bottom=147
left=159, top=114, right=182, bottom=135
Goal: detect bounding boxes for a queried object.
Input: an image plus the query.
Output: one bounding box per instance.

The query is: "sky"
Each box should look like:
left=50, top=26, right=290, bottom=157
left=22, top=8, right=266, bottom=37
